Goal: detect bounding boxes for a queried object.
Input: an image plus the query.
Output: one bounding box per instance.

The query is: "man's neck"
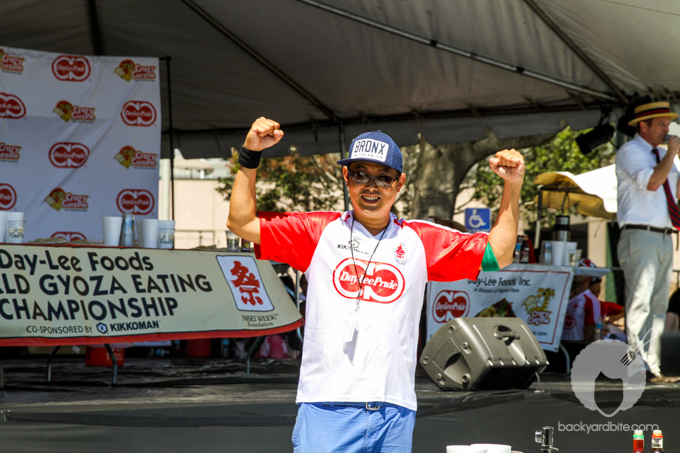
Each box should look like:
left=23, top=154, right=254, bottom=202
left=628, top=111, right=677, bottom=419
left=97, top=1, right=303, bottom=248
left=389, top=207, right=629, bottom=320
left=355, top=216, right=390, bottom=236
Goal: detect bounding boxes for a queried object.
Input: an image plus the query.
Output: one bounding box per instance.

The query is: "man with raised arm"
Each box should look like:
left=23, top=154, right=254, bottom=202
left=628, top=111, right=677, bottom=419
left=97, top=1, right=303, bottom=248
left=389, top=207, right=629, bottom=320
left=228, top=117, right=525, bottom=453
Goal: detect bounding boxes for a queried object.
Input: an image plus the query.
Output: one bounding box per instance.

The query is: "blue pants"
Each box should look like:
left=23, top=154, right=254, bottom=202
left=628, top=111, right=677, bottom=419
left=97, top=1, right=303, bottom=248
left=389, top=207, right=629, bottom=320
left=292, top=402, right=416, bottom=453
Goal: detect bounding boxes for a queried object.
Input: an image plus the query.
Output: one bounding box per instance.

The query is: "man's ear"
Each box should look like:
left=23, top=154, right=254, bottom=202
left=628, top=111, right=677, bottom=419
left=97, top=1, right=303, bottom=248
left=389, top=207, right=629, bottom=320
left=397, top=173, right=406, bottom=191
left=342, top=166, right=349, bottom=185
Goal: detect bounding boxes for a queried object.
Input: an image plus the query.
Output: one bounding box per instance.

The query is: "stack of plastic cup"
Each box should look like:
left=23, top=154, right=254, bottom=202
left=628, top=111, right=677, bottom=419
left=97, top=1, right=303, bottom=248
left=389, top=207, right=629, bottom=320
left=158, top=220, right=175, bottom=249
left=5, top=211, right=25, bottom=243
left=0, top=211, right=6, bottom=243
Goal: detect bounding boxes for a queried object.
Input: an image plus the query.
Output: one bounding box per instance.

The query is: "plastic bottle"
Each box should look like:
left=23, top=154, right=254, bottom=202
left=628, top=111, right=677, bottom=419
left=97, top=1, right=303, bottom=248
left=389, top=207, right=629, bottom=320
left=543, top=241, right=552, bottom=265
left=513, top=235, right=523, bottom=263
left=119, top=213, right=135, bottom=247
left=632, top=429, right=644, bottom=453
left=520, top=236, right=530, bottom=263
left=594, top=315, right=603, bottom=340
left=651, top=429, right=663, bottom=452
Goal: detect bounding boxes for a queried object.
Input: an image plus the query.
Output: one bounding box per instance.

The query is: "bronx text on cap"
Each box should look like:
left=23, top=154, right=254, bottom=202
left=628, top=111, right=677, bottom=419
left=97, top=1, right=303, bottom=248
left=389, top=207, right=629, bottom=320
left=352, top=139, right=388, bottom=163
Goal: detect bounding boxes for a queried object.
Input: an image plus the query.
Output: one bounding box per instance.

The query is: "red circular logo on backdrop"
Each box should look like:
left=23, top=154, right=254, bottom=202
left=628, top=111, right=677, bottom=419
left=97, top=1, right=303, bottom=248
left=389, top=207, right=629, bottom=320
left=117, top=189, right=155, bottom=215
left=51, top=55, right=91, bottom=81
left=0, top=183, right=17, bottom=210
left=120, top=101, right=157, bottom=126
left=0, top=92, right=26, bottom=119
left=52, top=232, right=87, bottom=242
left=332, top=258, right=404, bottom=304
left=432, top=290, right=470, bottom=323
left=49, top=142, right=90, bottom=168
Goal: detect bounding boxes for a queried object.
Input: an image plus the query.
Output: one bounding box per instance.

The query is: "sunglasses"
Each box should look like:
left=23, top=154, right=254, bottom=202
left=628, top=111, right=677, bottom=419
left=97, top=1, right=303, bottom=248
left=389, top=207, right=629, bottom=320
left=349, top=171, right=398, bottom=188
left=349, top=171, right=399, bottom=187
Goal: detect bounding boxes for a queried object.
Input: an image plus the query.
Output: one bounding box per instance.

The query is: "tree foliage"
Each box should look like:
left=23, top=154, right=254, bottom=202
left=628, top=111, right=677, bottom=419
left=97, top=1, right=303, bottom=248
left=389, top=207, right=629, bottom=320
left=216, top=127, right=616, bottom=226
left=216, top=149, right=344, bottom=212
left=461, top=126, right=616, bottom=227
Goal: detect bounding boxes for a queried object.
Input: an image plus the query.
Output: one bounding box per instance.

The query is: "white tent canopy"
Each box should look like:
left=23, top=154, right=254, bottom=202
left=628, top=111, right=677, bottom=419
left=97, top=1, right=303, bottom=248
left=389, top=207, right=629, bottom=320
left=2, top=0, right=680, bottom=159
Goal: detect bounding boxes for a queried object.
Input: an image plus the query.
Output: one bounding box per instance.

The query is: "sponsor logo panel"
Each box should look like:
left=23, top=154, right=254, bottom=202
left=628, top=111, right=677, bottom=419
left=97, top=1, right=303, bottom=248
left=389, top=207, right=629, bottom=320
left=44, top=187, right=89, bottom=211
left=120, top=101, right=156, bottom=127
left=51, top=55, right=91, bottom=81
left=0, top=49, right=25, bottom=73
left=114, top=59, right=157, bottom=82
left=432, top=290, right=470, bottom=322
left=0, top=92, right=26, bottom=119
left=53, top=100, right=95, bottom=123
left=49, top=142, right=90, bottom=168
left=117, top=189, right=155, bottom=215
left=115, top=146, right=158, bottom=169
left=0, top=143, right=22, bottom=162
left=0, top=183, right=18, bottom=210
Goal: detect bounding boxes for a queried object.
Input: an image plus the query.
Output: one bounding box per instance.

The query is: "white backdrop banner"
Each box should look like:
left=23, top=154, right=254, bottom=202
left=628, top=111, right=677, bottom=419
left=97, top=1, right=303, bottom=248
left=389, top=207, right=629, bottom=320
left=0, top=46, right=160, bottom=242
left=426, top=264, right=574, bottom=352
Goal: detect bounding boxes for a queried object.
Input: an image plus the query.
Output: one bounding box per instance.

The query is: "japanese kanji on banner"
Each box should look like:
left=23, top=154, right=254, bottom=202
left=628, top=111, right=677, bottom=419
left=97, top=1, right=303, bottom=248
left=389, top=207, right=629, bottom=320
left=426, top=264, right=574, bottom=352
left=0, top=245, right=304, bottom=346
left=0, top=45, right=160, bottom=241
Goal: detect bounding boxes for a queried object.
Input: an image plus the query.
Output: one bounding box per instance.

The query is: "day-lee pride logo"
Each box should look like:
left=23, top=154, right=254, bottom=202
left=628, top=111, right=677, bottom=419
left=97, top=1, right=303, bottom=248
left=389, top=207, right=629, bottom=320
left=54, top=100, right=95, bottom=123
left=432, top=290, right=470, bottom=322
left=115, top=146, right=158, bottom=169
left=114, top=59, right=157, bottom=82
left=52, top=232, right=87, bottom=242
left=0, top=92, right=26, bottom=118
left=0, top=49, right=25, bottom=73
left=0, top=143, right=21, bottom=162
left=117, top=189, right=155, bottom=215
left=51, top=55, right=91, bottom=81
left=49, top=142, right=90, bottom=168
left=332, top=258, right=404, bottom=303
left=121, top=101, right=156, bottom=126
left=0, top=183, right=18, bottom=210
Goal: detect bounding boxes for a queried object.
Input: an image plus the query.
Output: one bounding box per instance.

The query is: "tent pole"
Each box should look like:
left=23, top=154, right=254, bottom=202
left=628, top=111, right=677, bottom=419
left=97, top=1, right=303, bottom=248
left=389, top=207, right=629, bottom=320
left=163, top=56, right=175, bottom=221
left=535, top=185, right=543, bottom=249
left=340, top=124, right=349, bottom=211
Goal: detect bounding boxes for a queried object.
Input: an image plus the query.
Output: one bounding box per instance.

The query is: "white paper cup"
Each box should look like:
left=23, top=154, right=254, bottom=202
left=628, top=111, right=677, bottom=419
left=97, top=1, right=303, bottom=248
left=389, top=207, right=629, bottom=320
left=158, top=220, right=175, bottom=249
left=565, top=241, right=578, bottom=266
left=471, top=444, right=511, bottom=453
left=447, top=446, right=487, bottom=453
left=140, top=219, right=160, bottom=248
left=6, top=219, right=25, bottom=243
left=0, top=211, right=6, bottom=243
left=102, top=216, right=123, bottom=246
left=550, top=241, right=567, bottom=267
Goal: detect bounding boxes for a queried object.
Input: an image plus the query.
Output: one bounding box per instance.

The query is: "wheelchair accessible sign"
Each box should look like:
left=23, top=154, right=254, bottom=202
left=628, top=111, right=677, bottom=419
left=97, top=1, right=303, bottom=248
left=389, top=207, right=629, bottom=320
left=465, top=208, right=491, bottom=233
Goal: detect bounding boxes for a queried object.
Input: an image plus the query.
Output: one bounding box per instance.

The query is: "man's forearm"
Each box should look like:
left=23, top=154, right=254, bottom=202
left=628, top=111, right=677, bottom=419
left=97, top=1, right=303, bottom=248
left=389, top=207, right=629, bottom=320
left=487, top=180, right=522, bottom=268
left=227, top=167, right=261, bottom=244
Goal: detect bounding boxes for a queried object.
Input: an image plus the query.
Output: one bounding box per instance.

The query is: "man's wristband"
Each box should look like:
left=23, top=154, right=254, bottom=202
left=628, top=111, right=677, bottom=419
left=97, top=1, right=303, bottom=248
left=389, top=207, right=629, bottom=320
left=238, top=145, right=262, bottom=169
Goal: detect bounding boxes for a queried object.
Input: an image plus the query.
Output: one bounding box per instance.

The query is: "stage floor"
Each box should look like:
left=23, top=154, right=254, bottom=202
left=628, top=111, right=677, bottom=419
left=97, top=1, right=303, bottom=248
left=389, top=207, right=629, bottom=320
left=1, top=355, right=679, bottom=452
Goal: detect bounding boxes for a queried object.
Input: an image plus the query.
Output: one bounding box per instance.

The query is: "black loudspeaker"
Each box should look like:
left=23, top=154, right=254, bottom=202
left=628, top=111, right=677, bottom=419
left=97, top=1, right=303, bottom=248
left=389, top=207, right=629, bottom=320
left=419, top=317, right=549, bottom=391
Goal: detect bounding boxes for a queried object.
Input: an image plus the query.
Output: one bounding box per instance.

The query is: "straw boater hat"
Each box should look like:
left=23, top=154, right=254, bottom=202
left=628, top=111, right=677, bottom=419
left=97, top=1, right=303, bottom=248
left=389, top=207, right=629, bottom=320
left=628, top=101, right=678, bottom=126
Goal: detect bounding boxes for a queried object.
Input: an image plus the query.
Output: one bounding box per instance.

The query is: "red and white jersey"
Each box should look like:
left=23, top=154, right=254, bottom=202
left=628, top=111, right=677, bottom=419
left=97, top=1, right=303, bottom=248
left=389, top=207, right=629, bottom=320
left=561, top=289, right=602, bottom=341
left=256, top=211, right=488, bottom=410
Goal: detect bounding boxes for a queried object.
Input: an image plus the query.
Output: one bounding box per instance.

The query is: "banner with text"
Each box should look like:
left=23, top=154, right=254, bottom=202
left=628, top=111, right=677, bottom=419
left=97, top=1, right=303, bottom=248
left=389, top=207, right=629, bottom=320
left=426, top=264, right=573, bottom=352
left=0, top=245, right=303, bottom=346
left=0, top=45, right=160, bottom=241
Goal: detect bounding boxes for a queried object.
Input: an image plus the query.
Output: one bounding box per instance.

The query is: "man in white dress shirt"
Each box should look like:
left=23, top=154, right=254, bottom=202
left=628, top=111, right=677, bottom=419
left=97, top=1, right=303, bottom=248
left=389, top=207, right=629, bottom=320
left=615, top=101, right=680, bottom=383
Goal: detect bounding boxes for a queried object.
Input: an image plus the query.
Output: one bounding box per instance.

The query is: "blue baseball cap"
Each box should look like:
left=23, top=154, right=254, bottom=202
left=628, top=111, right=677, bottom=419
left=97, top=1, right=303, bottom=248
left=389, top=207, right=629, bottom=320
left=337, top=131, right=403, bottom=173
